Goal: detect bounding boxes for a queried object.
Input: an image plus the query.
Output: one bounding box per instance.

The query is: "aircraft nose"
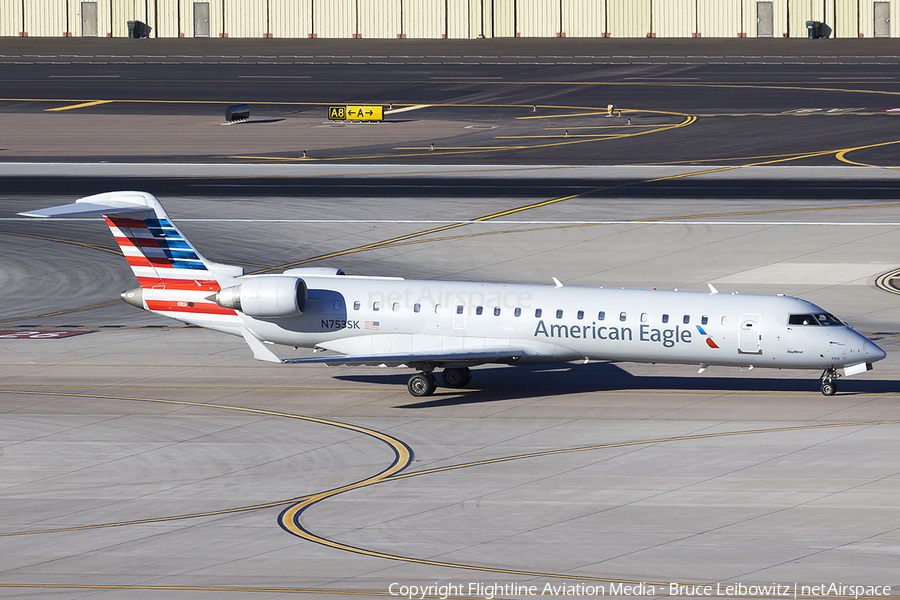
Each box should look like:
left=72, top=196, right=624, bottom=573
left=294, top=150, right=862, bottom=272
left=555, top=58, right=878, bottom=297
left=864, top=337, right=887, bottom=362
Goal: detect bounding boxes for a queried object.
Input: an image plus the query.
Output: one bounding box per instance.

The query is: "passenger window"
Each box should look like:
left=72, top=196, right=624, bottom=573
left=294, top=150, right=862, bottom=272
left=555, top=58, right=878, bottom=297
left=701, top=315, right=708, bottom=325
left=435, top=304, right=441, bottom=314
left=456, top=305, right=464, bottom=314
left=619, top=312, right=626, bottom=322
left=414, top=303, right=421, bottom=313
left=577, top=310, right=584, bottom=320
left=494, top=307, right=501, bottom=316
left=598, top=311, right=605, bottom=321
left=535, top=308, right=542, bottom=318
left=721, top=316, right=728, bottom=326
left=373, top=301, right=380, bottom=311
left=476, top=306, right=483, bottom=315
left=662, top=314, right=669, bottom=324
left=334, top=300, right=343, bottom=310
left=514, top=308, right=521, bottom=317
left=641, top=313, right=648, bottom=323
left=392, top=303, right=400, bottom=312
left=353, top=301, right=361, bottom=311
left=556, top=309, right=563, bottom=319
left=683, top=315, right=690, bottom=324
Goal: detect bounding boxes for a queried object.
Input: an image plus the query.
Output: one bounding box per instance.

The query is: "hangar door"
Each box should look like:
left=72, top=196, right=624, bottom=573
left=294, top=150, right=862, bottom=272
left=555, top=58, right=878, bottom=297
left=81, top=2, right=98, bottom=36
left=194, top=2, right=210, bottom=37
left=756, top=2, right=773, bottom=36
left=875, top=2, right=890, bottom=37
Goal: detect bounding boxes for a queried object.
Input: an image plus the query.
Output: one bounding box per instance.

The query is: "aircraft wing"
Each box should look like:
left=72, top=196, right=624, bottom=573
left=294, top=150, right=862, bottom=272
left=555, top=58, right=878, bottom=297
left=282, top=348, right=523, bottom=368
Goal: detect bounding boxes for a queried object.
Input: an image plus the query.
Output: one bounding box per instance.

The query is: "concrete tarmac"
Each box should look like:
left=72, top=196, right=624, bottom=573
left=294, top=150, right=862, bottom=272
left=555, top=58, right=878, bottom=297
left=1, top=164, right=899, bottom=598
left=5, top=39, right=900, bottom=165
left=2, top=37, right=900, bottom=599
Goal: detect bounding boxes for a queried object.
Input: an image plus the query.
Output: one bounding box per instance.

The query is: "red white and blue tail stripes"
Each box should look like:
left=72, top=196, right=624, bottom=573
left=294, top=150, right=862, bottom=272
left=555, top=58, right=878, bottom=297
left=105, top=214, right=219, bottom=291
left=18, top=191, right=242, bottom=322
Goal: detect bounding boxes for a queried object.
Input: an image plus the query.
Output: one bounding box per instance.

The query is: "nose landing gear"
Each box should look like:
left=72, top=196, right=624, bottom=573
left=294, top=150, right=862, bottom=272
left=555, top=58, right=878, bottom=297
left=820, top=368, right=839, bottom=396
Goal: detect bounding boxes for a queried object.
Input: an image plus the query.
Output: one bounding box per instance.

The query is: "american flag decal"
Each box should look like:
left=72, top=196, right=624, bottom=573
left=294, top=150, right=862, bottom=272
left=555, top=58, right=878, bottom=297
left=365, top=321, right=380, bottom=330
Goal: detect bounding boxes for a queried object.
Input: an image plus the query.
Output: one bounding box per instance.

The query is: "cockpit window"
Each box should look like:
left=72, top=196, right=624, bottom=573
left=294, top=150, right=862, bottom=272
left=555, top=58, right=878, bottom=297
left=788, top=314, right=818, bottom=326
left=814, top=313, right=843, bottom=326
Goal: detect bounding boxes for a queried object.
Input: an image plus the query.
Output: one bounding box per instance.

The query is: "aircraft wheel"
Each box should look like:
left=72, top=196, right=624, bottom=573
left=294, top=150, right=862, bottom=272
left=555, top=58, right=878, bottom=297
left=441, top=367, right=471, bottom=388
left=821, top=380, right=837, bottom=396
left=408, top=373, right=436, bottom=397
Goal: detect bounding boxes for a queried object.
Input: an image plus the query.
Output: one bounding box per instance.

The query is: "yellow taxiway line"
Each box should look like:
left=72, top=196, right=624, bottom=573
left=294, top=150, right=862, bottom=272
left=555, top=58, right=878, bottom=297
left=44, top=100, right=114, bottom=112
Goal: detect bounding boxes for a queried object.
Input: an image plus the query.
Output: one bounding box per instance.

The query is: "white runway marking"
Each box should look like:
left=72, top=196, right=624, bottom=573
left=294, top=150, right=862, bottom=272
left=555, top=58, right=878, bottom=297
left=384, top=104, right=431, bottom=115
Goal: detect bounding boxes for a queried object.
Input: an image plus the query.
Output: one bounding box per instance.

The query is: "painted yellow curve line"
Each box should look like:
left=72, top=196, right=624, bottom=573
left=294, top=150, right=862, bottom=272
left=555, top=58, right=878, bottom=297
left=874, top=267, right=900, bottom=296
left=835, top=139, right=900, bottom=168
left=3, top=388, right=899, bottom=598
left=384, top=420, right=900, bottom=483
left=0, top=389, right=411, bottom=537
left=279, top=418, right=900, bottom=588
left=45, top=100, right=114, bottom=112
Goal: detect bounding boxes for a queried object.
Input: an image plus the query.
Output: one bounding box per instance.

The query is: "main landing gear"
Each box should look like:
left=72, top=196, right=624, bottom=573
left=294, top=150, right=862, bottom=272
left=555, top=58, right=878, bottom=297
left=407, top=372, right=437, bottom=397
left=820, top=367, right=839, bottom=396
left=441, top=367, right=471, bottom=388
left=406, top=367, right=472, bottom=397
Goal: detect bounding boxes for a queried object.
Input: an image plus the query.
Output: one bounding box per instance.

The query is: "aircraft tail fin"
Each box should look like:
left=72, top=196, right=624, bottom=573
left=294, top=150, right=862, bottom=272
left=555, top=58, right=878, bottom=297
left=21, top=191, right=242, bottom=291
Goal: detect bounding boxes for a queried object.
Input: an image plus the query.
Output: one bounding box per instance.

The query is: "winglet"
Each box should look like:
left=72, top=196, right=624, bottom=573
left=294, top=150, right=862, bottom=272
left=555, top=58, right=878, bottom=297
left=552, top=277, right=563, bottom=288
left=240, top=328, right=281, bottom=363
left=707, top=283, right=719, bottom=294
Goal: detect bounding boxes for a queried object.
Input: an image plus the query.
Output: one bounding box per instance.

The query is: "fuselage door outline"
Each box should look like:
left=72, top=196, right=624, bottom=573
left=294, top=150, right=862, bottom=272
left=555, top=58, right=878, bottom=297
left=739, top=313, right=762, bottom=355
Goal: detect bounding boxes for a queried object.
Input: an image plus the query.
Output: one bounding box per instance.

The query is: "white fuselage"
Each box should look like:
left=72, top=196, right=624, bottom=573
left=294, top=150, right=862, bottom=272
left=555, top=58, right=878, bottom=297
left=22, top=191, right=887, bottom=397
left=174, top=275, right=883, bottom=371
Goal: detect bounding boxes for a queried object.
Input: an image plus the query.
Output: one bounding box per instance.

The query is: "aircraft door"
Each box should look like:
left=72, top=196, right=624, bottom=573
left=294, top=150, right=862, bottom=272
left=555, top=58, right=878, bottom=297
left=452, top=299, right=467, bottom=330
left=739, top=313, right=762, bottom=354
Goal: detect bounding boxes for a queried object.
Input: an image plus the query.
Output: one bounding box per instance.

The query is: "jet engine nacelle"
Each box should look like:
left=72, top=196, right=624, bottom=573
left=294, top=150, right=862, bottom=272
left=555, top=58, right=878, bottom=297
left=211, top=276, right=307, bottom=318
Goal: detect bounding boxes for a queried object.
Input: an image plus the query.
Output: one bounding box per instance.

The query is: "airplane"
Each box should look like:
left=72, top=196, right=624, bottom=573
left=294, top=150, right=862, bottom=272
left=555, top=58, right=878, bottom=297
left=22, top=191, right=886, bottom=397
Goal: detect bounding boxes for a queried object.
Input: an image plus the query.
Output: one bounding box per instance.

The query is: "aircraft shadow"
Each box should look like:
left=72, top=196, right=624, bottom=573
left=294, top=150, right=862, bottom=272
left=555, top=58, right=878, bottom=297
left=331, top=363, right=900, bottom=408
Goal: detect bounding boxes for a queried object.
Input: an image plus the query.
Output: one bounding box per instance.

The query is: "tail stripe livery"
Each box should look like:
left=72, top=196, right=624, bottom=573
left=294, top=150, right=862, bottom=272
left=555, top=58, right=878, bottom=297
left=21, top=191, right=241, bottom=323
left=105, top=215, right=211, bottom=281
left=103, top=213, right=239, bottom=319
left=144, top=299, right=239, bottom=316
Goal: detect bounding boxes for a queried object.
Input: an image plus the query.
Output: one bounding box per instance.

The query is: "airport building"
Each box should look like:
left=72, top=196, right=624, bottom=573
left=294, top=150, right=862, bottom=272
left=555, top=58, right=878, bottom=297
left=1, top=0, right=898, bottom=40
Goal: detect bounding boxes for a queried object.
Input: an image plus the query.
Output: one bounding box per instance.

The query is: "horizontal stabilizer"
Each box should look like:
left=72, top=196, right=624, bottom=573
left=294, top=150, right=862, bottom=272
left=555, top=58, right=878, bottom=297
left=283, top=348, right=523, bottom=368
left=19, top=192, right=157, bottom=218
